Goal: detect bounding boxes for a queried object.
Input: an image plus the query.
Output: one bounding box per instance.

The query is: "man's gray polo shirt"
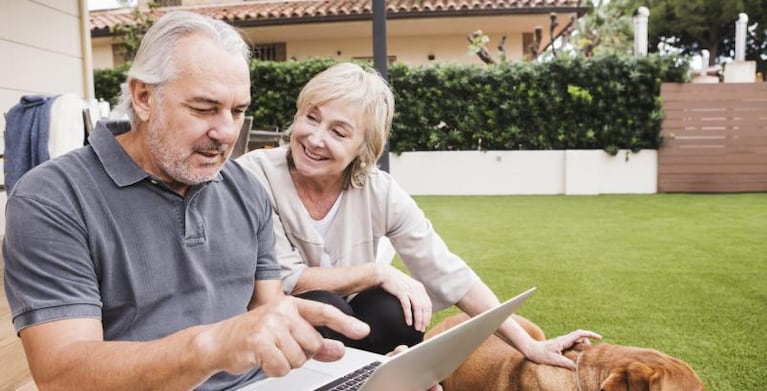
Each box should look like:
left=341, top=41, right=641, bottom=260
left=3, top=124, right=280, bottom=390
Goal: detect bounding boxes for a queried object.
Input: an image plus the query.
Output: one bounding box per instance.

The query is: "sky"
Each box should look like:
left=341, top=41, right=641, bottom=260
left=88, top=0, right=135, bottom=11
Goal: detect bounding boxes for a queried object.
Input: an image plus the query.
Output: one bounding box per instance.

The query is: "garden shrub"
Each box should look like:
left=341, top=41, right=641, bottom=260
left=94, top=54, right=688, bottom=153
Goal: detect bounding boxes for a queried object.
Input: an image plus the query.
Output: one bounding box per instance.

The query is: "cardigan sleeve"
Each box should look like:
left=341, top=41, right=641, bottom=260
left=236, top=148, right=308, bottom=294
left=372, top=172, right=480, bottom=311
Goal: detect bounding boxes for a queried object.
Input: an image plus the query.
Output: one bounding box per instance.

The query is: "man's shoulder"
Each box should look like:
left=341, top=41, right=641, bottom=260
left=220, top=159, right=272, bottom=200
left=11, top=146, right=97, bottom=194
left=223, top=157, right=267, bottom=184
left=236, top=147, right=287, bottom=175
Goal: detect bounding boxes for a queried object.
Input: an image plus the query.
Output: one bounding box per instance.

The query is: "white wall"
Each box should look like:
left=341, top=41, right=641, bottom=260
left=390, top=150, right=658, bottom=196
left=93, top=12, right=573, bottom=68
left=0, top=0, right=91, bottom=235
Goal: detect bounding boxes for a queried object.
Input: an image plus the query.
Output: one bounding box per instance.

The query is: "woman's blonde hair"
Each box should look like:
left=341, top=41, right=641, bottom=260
left=287, top=62, right=394, bottom=189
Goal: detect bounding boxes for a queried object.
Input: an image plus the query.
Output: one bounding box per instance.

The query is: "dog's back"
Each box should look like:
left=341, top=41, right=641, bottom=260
left=427, top=314, right=706, bottom=391
left=426, top=314, right=549, bottom=391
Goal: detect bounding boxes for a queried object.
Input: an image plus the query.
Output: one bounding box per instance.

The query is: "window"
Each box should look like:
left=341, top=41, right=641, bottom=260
left=252, top=43, right=287, bottom=61
left=351, top=56, right=397, bottom=66
left=112, top=43, right=130, bottom=66
left=523, top=32, right=535, bottom=60
left=155, top=0, right=181, bottom=6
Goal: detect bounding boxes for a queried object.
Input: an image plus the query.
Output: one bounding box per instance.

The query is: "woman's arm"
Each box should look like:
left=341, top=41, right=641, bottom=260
left=457, top=281, right=601, bottom=370
left=292, top=263, right=380, bottom=297
left=294, top=263, right=432, bottom=332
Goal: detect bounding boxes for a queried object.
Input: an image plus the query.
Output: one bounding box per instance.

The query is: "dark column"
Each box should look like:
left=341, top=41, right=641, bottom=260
left=372, top=0, right=389, bottom=172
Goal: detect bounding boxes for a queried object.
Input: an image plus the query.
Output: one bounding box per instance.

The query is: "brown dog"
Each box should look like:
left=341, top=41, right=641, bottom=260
left=426, top=314, right=706, bottom=391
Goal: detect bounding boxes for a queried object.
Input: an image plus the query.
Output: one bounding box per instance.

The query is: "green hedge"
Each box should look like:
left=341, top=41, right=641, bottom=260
left=388, top=55, right=688, bottom=153
left=94, top=55, right=688, bottom=153
left=94, top=63, right=130, bottom=107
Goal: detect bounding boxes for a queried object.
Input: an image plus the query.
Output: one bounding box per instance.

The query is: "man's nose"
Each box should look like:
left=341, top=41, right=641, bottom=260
left=209, top=112, right=241, bottom=143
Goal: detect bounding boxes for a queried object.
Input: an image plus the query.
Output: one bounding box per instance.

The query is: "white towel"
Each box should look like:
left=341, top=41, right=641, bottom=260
left=48, top=94, right=86, bottom=158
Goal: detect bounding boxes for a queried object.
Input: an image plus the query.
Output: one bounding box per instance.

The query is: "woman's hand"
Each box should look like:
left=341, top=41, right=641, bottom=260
left=523, top=329, right=602, bottom=370
left=375, top=264, right=432, bottom=332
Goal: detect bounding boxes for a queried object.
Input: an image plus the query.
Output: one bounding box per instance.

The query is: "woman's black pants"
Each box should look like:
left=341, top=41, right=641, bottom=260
left=297, top=287, right=424, bottom=354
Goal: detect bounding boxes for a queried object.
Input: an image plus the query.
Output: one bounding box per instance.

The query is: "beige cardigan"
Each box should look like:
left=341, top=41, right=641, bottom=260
left=237, top=147, right=478, bottom=311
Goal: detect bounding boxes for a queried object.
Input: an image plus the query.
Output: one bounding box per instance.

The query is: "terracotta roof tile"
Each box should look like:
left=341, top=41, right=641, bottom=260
left=91, top=0, right=586, bottom=36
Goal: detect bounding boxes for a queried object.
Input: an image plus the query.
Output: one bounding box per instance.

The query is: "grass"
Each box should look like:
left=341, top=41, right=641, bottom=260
left=402, top=194, right=766, bottom=391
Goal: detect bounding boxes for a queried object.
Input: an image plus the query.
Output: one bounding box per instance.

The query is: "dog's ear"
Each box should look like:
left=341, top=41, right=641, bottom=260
left=600, top=362, right=654, bottom=391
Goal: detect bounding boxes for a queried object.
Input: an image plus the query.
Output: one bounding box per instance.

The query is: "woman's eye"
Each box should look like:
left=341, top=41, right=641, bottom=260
left=332, top=129, right=347, bottom=138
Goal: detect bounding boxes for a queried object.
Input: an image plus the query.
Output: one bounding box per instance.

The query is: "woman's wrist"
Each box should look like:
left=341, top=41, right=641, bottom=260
left=499, top=320, right=538, bottom=359
left=369, top=263, right=386, bottom=287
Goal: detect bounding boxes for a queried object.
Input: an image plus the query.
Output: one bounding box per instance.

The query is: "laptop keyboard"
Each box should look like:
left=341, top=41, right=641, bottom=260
left=314, top=361, right=382, bottom=391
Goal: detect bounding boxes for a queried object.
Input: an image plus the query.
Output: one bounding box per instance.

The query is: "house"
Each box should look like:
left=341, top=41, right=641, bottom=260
left=1, top=1, right=94, bottom=135
left=0, top=1, right=93, bottom=227
left=1, top=2, right=92, bottom=389
left=90, top=0, right=588, bottom=69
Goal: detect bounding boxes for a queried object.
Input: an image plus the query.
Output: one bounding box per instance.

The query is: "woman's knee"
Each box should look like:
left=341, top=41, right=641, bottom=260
left=352, top=288, right=407, bottom=321
left=296, top=290, right=353, bottom=316
left=351, top=287, right=424, bottom=353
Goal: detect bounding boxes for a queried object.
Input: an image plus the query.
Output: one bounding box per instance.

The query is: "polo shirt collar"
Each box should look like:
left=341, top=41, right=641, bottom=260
left=89, top=122, right=224, bottom=188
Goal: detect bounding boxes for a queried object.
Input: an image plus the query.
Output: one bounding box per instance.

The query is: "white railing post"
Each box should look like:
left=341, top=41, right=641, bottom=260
left=701, top=49, right=710, bottom=75
left=735, top=13, right=748, bottom=61
left=633, top=7, right=650, bottom=57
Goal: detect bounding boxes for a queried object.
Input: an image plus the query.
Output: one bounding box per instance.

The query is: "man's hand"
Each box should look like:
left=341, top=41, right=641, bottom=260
left=200, top=296, right=370, bottom=377
left=376, top=264, right=432, bottom=332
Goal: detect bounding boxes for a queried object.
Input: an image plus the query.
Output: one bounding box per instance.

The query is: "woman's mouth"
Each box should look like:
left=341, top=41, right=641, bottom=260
left=303, top=145, right=326, bottom=161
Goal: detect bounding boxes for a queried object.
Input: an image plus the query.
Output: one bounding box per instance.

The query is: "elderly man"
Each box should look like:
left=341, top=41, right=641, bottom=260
left=3, top=11, right=368, bottom=390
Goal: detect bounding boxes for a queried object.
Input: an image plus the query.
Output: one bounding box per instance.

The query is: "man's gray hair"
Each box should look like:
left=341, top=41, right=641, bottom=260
left=114, top=10, right=251, bottom=124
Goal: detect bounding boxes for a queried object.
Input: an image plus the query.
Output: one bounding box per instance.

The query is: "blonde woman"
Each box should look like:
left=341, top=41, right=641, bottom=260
left=238, top=63, right=599, bottom=366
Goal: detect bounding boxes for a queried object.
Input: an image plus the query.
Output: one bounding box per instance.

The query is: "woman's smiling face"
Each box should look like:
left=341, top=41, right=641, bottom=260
left=289, top=100, right=366, bottom=183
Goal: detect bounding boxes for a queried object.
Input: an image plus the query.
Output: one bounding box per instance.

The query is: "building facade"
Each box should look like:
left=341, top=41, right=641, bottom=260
left=90, top=0, right=587, bottom=69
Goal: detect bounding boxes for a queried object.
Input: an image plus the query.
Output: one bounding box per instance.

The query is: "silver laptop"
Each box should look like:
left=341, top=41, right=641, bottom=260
left=238, top=287, right=536, bottom=391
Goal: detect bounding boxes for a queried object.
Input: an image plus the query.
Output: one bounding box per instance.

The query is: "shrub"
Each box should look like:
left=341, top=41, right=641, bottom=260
left=93, top=54, right=689, bottom=153
left=94, top=63, right=130, bottom=107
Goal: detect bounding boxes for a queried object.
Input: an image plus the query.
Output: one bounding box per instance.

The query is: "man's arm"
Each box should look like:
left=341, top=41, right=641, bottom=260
left=20, top=297, right=370, bottom=390
left=249, top=279, right=284, bottom=309
left=21, top=318, right=215, bottom=391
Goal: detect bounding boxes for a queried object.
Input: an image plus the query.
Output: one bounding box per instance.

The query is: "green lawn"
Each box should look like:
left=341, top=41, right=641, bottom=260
left=408, top=194, right=766, bottom=391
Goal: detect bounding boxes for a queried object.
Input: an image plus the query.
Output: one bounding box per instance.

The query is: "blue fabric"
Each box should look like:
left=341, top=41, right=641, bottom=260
left=3, top=95, right=55, bottom=192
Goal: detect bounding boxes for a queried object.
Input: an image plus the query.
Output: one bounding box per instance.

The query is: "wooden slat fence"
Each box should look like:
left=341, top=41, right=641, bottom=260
left=658, top=83, right=767, bottom=192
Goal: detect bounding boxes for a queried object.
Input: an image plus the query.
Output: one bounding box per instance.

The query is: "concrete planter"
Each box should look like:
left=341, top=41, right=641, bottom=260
left=389, top=150, right=657, bottom=195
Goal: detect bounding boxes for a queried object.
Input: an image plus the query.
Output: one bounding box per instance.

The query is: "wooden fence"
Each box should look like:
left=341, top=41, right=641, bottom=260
left=658, top=83, right=767, bottom=192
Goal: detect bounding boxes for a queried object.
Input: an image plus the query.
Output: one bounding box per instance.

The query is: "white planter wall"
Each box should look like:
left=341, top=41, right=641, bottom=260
left=390, top=150, right=657, bottom=195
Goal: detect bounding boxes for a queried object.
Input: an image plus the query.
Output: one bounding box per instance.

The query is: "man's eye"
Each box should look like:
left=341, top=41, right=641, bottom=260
left=192, top=107, right=215, bottom=114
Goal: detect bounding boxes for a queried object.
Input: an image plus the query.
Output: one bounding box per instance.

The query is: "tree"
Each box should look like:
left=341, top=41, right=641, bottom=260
left=112, top=1, right=160, bottom=62
left=640, top=0, right=767, bottom=70
left=571, top=0, right=638, bottom=57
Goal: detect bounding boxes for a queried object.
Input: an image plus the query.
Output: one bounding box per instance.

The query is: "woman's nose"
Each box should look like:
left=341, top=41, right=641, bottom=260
left=306, top=126, right=326, bottom=147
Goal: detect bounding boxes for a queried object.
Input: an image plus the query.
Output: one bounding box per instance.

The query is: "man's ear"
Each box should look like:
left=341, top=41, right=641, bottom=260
left=130, top=79, right=153, bottom=122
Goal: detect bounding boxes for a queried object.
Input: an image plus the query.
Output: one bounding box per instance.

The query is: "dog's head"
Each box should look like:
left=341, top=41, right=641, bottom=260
left=590, top=344, right=705, bottom=391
